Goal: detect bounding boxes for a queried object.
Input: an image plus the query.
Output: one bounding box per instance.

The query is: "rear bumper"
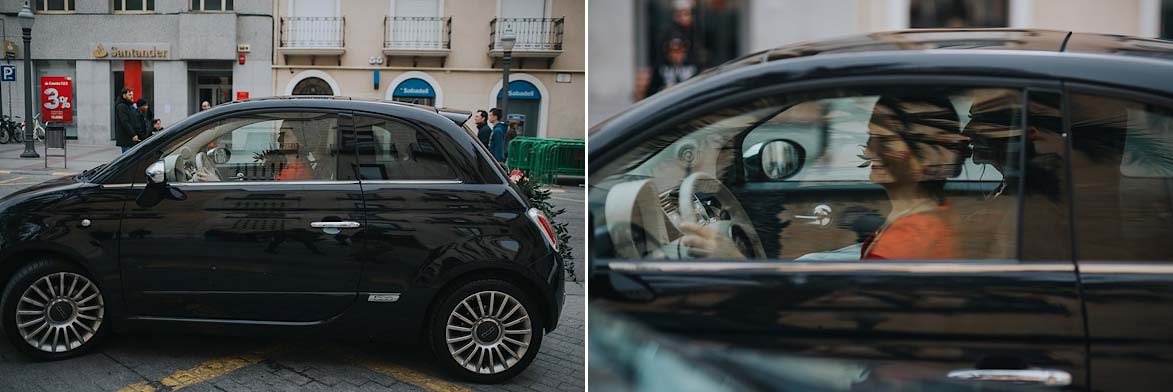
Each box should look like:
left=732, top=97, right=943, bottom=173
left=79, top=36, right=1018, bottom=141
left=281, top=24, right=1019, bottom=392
left=545, top=251, right=566, bottom=332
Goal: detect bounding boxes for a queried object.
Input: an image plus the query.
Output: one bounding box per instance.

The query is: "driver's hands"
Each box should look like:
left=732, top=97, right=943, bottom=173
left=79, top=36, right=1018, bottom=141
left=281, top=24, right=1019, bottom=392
left=679, top=223, right=747, bottom=259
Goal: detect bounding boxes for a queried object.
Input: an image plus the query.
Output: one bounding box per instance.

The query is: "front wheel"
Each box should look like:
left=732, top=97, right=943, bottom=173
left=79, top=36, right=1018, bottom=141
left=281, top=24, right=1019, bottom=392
left=1, top=258, right=108, bottom=360
left=0, top=127, right=9, bottom=144
left=429, top=279, right=544, bottom=383
left=10, top=126, right=21, bottom=143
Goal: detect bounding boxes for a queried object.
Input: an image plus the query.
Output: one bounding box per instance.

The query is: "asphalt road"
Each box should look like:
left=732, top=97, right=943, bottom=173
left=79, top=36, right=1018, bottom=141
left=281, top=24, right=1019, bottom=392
left=0, top=174, right=586, bottom=392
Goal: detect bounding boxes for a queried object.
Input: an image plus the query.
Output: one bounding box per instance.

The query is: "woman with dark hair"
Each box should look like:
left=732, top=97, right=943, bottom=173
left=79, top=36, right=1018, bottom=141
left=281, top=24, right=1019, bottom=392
left=859, top=94, right=969, bottom=259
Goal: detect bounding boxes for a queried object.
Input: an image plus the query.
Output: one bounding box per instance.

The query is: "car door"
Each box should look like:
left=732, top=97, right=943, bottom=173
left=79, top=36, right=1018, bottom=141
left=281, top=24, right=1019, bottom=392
left=347, top=112, right=514, bottom=302
left=1064, top=86, right=1173, bottom=392
left=590, top=79, right=1087, bottom=389
left=120, top=110, right=366, bottom=322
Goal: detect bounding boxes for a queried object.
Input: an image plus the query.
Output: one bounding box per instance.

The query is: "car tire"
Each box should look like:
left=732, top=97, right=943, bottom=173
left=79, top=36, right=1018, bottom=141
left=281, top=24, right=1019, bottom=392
left=1, top=257, right=108, bottom=360
left=428, top=279, right=544, bottom=383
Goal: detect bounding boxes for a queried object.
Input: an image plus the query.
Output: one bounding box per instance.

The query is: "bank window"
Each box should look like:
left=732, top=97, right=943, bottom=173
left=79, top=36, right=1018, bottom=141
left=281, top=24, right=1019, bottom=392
left=191, top=0, right=233, bottom=12
left=1070, top=92, right=1173, bottom=261
left=33, top=0, right=75, bottom=12
left=910, top=0, right=1008, bottom=28
left=114, top=0, right=155, bottom=12
left=354, top=116, right=458, bottom=181
left=1163, top=0, right=1172, bottom=39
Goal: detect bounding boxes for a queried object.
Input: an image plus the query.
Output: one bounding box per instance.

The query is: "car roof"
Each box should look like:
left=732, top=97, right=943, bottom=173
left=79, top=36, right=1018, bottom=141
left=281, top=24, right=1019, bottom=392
left=717, top=29, right=1173, bottom=72
left=215, top=95, right=472, bottom=126
left=591, top=29, right=1173, bottom=159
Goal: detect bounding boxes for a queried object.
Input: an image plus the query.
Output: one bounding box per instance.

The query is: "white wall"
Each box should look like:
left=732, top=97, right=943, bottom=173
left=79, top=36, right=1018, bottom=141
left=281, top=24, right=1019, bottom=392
left=745, top=0, right=861, bottom=53
left=587, top=0, right=635, bottom=126
left=75, top=60, right=111, bottom=145
left=153, top=61, right=188, bottom=128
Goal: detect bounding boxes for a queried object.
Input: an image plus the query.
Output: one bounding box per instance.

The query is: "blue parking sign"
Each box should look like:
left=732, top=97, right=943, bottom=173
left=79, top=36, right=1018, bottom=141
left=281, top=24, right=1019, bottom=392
left=1, top=65, right=14, bottom=82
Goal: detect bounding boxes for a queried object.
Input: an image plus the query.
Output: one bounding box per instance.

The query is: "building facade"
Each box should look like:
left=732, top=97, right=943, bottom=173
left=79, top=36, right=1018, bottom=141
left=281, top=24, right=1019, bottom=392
left=590, top=0, right=1173, bottom=125
left=272, top=0, right=585, bottom=140
left=0, top=0, right=273, bottom=145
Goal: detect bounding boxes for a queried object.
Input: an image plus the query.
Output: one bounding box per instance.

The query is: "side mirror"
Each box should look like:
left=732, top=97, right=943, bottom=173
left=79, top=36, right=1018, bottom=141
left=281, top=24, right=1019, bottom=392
left=146, top=159, right=165, bottom=184
left=208, top=147, right=231, bottom=165
left=744, top=139, right=805, bottom=181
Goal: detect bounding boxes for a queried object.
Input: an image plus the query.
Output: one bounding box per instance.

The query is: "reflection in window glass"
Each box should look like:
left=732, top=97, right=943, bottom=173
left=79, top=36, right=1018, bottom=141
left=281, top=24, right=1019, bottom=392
left=590, top=87, right=1045, bottom=262
left=1071, top=93, right=1173, bottom=261
left=910, top=0, right=1008, bottom=28
left=163, top=112, right=338, bottom=183
left=354, top=116, right=457, bottom=181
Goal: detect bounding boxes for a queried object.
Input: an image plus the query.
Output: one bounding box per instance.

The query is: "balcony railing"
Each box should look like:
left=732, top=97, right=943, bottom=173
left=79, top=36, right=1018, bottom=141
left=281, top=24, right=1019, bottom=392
left=280, top=17, right=345, bottom=50
left=384, top=16, right=451, bottom=52
left=489, top=17, right=564, bottom=54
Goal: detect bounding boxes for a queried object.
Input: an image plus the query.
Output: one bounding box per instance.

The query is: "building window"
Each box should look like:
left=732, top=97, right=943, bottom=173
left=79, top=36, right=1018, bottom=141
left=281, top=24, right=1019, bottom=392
left=1163, top=0, right=1173, bottom=39
left=191, top=0, right=233, bottom=12
left=33, top=0, right=76, bottom=12
left=114, top=0, right=155, bottom=12
left=910, top=0, right=1008, bottom=28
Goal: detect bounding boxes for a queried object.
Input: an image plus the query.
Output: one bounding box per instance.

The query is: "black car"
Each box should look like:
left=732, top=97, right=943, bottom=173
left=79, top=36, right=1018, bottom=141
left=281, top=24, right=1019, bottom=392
left=0, top=97, right=563, bottom=383
left=589, top=29, right=1173, bottom=391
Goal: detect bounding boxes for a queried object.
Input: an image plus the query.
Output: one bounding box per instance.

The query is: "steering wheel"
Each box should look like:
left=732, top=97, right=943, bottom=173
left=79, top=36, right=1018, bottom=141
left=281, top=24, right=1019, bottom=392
left=677, top=172, right=767, bottom=259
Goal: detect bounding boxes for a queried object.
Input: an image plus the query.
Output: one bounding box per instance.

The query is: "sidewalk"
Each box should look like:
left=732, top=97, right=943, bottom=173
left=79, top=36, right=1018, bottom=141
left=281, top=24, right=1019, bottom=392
left=0, top=141, right=121, bottom=175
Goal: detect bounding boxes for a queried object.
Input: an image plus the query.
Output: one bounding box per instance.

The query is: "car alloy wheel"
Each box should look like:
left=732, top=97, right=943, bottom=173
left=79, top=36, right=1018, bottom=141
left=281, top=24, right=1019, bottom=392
left=445, top=290, right=533, bottom=375
left=15, top=272, right=104, bottom=353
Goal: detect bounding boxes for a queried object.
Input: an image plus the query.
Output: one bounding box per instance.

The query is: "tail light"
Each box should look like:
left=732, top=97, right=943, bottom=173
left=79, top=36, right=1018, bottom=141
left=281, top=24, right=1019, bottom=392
left=527, top=208, right=559, bottom=251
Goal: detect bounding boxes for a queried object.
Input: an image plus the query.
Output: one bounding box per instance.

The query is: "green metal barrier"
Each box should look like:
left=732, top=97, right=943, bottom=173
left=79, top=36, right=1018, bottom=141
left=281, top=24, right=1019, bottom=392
left=506, top=137, right=584, bottom=184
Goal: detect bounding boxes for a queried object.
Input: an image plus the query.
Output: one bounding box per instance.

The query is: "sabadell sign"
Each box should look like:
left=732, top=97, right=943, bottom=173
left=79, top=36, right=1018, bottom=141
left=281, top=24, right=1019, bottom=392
left=91, top=43, right=171, bottom=60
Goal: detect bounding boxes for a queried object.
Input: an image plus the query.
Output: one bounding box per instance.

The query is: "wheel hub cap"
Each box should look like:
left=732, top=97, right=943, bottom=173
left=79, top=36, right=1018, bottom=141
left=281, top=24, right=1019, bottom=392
left=14, top=272, right=104, bottom=353
left=445, top=290, right=533, bottom=375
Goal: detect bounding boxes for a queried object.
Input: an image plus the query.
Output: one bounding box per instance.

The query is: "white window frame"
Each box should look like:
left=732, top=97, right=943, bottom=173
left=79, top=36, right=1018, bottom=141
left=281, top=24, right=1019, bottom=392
left=190, top=0, right=234, bottom=12
left=113, top=0, right=155, bottom=14
left=33, top=0, right=76, bottom=13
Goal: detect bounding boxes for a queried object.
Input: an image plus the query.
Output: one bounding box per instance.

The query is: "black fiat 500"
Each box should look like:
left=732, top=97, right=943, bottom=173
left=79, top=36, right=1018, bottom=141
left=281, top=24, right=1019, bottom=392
left=590, top=29, right=1173, bottom=391
left=0, top=97, right=563, bottom=382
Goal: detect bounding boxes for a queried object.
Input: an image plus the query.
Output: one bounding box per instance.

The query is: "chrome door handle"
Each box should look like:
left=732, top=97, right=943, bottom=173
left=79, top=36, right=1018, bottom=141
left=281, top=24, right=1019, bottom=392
left=310, top=221, right=361, bottom=229
left=947, top=368, right=1072, bottom=386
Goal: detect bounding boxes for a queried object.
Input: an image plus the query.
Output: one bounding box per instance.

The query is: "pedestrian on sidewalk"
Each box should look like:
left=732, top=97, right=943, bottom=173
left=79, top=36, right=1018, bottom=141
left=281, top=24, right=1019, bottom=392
left=152, top=118, right=164, bottom=135
left=135, top=99, right=153, bottom=140
left=474, top=110, right=492, bottom=147
left=506, top=119, right=521, bottom=160
left=114, top=88, right=139, bottom=153
left=200, top=101, right=212, bottom=111
left=487, top=108, right=507, bottom=163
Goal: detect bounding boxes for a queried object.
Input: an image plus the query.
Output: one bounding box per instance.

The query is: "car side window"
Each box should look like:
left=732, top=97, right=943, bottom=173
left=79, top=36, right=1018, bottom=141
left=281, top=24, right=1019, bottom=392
left=591, top=85, right=1043, bottom=262
left=1070, top=92, right=1173, bottom=261
left=161, top=112, right=340, bottom=183
left=354, top=115, right=458, bottom=181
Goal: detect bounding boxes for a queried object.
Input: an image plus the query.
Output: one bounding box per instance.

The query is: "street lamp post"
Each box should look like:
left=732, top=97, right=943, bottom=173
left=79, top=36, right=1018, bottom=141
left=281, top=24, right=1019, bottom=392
left=18, top=1, right=37, bottom=158
left=499, top=26, right=516, bottom=125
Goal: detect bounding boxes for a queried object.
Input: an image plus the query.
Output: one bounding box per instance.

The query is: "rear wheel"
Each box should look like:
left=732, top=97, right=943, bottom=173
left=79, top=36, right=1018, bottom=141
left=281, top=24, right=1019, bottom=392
left=428, top=279, right=543, bottom=383
left=1, top=258, right=107, bottom=360
left=0, top=127, right=9, bottom=144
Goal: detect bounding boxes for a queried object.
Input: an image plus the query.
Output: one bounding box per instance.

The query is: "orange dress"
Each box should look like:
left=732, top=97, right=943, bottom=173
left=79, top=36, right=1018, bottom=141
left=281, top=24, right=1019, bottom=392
left=275, top=161, right=313, bottom=181
left=862, top=206, right=959, bottom=260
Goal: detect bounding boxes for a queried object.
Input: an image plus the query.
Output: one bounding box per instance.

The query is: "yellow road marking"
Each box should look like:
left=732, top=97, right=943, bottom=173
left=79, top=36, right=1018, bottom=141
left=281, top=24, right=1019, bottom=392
left=547, top=188, right=566, bottom=193
left=362, top=361, right=473, bottom=392
left=326, top=346, right=471, bottom=392
left=551, top=196, right=583, bottom=202
left=117, top=351, right=267, bottom=392
left=50, top=171, right=76, bottom=176
left=0, top=169, right=9, bottom=174
left=0, top=176, right=26, bottom=184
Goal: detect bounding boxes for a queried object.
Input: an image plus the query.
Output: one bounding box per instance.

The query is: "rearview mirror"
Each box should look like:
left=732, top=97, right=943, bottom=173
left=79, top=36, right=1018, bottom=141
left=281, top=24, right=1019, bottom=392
left=744, top=139, right=805, bottom=181
left=208, top=147, right=231, bottom=165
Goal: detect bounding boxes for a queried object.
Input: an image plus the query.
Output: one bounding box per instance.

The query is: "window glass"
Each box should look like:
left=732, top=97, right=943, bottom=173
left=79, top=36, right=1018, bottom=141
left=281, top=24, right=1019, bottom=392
left=1071, top=92, right=1173, bottom=261
left=910, top=0, right=1008, bottom=28
left=116, top=0, right=152, bottom=12
left=591, top=86, right=1035, bottom=262
left=162, top=112, right=339, bottom=183
left=37, top=0, right=74, bottom=12
left=354, top=116, right=457, bottom=181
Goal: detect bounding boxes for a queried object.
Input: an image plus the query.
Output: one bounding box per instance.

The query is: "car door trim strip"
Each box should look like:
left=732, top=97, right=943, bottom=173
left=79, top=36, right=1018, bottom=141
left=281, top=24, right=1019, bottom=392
left=608, top=261, right=1075, bottom=274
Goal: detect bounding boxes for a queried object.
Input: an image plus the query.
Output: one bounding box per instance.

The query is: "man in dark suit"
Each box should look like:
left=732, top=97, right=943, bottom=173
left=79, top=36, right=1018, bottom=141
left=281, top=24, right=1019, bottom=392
left=114, top=88, right=139, bottom=153
left=474, top=110, right=492, bottom=147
